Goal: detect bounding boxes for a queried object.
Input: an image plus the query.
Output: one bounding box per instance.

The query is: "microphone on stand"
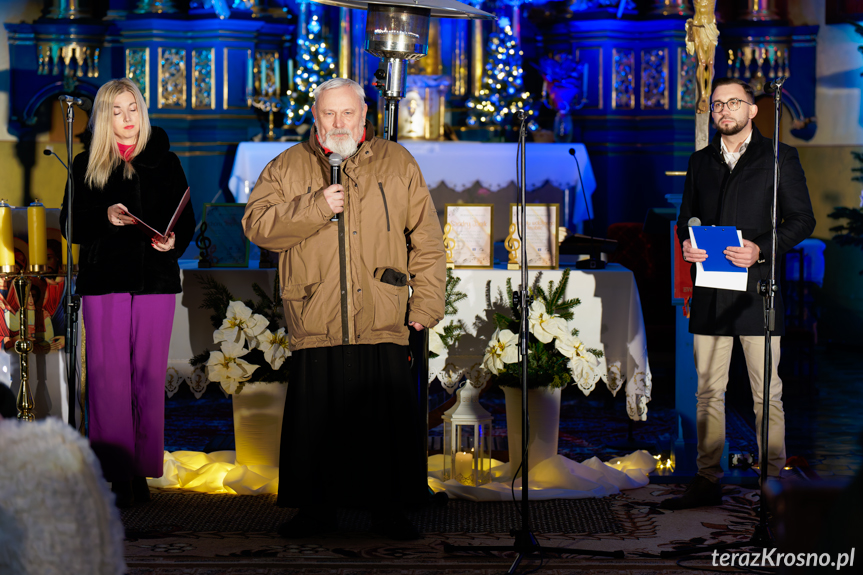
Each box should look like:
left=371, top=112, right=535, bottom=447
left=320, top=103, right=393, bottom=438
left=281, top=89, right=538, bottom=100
left=57, top=94, right=92, bottom=112
left=328, top=153, right=343, bottom=223
left=764, top=76, right=787, bottom=93
left=568, top=147, right=606, bottom=270
left=43, top=148, right=68, bottom=170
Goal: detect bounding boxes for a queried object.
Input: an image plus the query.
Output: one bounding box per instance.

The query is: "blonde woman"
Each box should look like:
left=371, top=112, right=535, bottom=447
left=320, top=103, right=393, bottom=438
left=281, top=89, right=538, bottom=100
left=60, top=78, right=195, bottom=507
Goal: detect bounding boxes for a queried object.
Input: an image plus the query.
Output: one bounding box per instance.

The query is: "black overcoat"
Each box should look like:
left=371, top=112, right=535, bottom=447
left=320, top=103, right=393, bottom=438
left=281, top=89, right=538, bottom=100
left=676, top=126, right=816, bottom=336
left=60, top=126, right=195, bottom=296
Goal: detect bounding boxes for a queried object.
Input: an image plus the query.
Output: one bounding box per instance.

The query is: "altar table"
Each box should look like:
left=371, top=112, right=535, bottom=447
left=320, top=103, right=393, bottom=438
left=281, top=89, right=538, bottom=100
left=168, top=262, right=651, bottom=421
left=228, top=141, right=597, bottom=233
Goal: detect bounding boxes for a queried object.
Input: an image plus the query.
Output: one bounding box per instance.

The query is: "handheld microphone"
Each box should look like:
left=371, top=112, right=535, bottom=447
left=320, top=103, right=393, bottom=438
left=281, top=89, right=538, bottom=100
left=57, top=94, right=92, bottom=112
left=568, top=147, right=606, bottom=269
left=688, top=217, right=701, bottom=227
left=328, top=153, right=343, bottom=223
left=765, top=76, right=787, bottom=93
left=43, top=148, right=68, bottom=170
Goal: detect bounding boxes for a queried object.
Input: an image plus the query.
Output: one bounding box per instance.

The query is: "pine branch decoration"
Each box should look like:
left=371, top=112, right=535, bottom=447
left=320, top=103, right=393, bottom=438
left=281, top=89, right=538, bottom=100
left=197, top=275, right=234, bottom=330
left=444, top=269, right=467, bottom=316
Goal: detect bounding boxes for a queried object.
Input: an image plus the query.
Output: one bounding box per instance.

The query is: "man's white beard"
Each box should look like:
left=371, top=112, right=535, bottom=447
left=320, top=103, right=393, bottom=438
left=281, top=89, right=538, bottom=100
left=323, top=128, right=359, bottom=157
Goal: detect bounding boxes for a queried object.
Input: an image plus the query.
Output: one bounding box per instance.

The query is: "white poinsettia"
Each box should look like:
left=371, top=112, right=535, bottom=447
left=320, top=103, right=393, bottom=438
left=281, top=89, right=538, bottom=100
left=213, top=301, right=269, bottom=349
left=554, top=332, right=585, bottom=359
left=206, top=340, right=260, bottom=394
left=428, top=322, right=448, bottom=357
left=528, top=300, right=568, bottom=344
left=482, top=328, right=519, bottom=375
left=258, top=328, right=291, bottom=370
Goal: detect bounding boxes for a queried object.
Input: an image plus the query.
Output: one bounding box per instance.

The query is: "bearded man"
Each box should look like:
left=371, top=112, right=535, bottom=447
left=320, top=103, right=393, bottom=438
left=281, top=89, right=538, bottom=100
left=661, top=78, right=815, bottom=510
left=243, top=78, right=445, bottom=537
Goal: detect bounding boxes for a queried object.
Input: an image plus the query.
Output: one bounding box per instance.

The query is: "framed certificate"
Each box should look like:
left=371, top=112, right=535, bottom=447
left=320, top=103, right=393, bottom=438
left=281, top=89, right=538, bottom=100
left=509, top=203, right=559, bottom=269
left=444, top=204, right=494, bottom=269
left=200, top=203, right=250, bottom=267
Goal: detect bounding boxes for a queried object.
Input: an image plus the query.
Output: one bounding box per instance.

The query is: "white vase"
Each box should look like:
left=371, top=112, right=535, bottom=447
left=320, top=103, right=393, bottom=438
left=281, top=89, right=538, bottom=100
left=503, top=386, right=562, bottom=473
left=231, top=381, right=288, bottom=466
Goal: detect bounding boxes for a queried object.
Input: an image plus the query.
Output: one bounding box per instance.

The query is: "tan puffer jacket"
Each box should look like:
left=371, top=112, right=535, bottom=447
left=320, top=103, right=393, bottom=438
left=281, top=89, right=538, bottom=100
left=242, top=122, right=446, bottom=351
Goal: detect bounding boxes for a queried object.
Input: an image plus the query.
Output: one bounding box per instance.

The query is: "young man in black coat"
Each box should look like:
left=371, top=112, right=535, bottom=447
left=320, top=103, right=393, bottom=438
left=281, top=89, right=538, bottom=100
left=661, top=78, right=816, bottom=510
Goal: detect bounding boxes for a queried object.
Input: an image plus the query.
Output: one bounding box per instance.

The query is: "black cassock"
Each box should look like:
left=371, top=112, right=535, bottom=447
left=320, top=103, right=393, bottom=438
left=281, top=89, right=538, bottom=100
left=276, top=343, right=428, bottom=510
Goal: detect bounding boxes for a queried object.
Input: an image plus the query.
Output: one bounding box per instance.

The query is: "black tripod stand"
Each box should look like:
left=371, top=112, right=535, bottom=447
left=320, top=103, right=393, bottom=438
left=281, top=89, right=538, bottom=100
left=661, top=76, right=788, bottom=559
left=443, top=112, right=623, bottom=573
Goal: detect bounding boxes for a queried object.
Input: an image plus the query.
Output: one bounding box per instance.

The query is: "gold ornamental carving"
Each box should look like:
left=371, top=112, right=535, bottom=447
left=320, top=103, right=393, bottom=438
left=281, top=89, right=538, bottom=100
left=505, top=223, right=520, bottom=270
left=443, top=223, right=456, bottom=269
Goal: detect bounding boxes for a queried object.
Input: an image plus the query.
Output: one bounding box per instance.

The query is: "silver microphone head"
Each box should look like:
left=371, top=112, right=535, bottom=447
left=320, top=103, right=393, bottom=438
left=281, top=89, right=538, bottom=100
left=329, top=153, right=343, bottom=167
left=688, top=217, right=701, bottom=227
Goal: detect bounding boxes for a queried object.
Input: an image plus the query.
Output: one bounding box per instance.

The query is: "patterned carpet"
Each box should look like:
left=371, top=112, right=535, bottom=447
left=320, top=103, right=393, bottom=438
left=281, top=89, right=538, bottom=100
left=146, top=345, right=863, bottom=573
left=122, top=483, right=764, bottom=574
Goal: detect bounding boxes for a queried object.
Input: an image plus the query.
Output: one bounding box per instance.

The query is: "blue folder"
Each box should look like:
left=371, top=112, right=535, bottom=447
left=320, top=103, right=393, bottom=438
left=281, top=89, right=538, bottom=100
left=690, top=226, right=747, bottom=273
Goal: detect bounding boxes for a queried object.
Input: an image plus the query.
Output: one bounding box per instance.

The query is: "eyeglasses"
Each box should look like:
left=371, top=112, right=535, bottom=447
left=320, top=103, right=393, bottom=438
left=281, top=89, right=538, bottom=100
left=710, top=98, right=752, bottom=113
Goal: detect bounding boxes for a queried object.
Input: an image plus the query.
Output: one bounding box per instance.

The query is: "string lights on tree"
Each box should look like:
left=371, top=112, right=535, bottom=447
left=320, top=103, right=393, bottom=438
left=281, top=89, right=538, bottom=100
left=466, top=16, right=536, bottom=129
left=283, top=3, right=337, bottom=127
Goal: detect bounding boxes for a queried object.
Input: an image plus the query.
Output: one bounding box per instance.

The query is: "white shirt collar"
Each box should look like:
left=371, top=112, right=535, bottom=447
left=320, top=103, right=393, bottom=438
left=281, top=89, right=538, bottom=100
left=720, top=128, right=752, bottom=155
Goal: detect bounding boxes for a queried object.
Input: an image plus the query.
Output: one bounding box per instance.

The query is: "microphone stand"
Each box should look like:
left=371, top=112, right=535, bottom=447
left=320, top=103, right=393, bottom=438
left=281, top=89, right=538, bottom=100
left=62, top=101, right=81, bottom=430
left=568, top=149, right=605, bottom=270
left=660, top=80, right=786, bottom=559
left=444, top=113, right=623, bottom=573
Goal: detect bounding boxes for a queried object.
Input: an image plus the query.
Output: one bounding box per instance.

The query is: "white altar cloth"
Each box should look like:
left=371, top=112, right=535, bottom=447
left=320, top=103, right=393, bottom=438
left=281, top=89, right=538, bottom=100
left=227, top=141, right=596, bottom=228
left=168, top=262, right=652, bottom=421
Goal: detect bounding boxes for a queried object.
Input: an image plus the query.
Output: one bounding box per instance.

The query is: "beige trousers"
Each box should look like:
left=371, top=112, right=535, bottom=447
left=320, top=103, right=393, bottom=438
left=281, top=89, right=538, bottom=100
left=693, top=335, right=786, bottom=481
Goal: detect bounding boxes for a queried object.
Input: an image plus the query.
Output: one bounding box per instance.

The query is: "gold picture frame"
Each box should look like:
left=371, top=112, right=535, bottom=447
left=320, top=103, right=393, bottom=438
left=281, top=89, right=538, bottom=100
left=444, top=203, right=494, bottom=269
left=509, top=203, right=560, bottom=269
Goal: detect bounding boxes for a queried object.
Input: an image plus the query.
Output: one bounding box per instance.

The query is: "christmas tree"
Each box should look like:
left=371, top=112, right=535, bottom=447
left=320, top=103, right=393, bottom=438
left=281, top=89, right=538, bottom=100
left=283, top=3, right=337, bottom=127
left=466, top=16, right=535, bottom=128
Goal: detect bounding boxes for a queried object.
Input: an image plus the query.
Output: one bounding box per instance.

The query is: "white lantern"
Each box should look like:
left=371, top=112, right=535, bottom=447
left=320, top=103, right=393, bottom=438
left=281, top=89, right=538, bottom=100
left=442, top=379, right=492, bottom=486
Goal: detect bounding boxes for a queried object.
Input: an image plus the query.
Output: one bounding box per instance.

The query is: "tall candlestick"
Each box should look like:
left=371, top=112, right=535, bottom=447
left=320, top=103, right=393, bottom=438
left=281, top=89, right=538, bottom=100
left=274, top=56, right=281, bottom=94
left=27, top=200, right=47, bottom=271
left=0, top=200, right=14, bottom=271
left=260, top=57, right=267, bottom=94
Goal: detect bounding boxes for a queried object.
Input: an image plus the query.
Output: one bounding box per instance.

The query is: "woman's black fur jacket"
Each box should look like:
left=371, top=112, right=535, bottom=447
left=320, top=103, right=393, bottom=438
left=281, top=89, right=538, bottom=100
left=60, top=126, right=195, bottom=295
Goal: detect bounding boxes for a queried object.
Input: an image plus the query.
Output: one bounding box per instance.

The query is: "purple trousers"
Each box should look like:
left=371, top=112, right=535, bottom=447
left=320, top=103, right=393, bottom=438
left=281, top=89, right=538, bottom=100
left=82, top=293, right=175, bottom=482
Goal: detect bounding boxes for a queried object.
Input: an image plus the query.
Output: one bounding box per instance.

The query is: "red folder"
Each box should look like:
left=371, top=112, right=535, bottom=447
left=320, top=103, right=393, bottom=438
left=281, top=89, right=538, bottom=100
left=126, top=187, right=190, bottom=242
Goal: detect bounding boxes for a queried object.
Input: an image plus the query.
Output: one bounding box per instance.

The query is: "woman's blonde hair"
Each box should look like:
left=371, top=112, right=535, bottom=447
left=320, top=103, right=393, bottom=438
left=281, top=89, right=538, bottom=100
left=84, top=78, right=151, bottom=190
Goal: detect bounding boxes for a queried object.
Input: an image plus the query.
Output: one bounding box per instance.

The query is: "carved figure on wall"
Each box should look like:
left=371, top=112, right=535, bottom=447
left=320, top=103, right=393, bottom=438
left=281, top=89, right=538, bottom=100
left=685, top=0, right=719, bottom=114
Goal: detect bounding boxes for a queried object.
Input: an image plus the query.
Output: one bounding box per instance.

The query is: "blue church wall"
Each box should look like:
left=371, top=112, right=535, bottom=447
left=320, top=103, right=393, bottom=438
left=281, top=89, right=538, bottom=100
left=0, top=0, right=825, bottom=243
left=4, top=7, right=294, bottom=220
left=532, top=15, right=818, bottom=234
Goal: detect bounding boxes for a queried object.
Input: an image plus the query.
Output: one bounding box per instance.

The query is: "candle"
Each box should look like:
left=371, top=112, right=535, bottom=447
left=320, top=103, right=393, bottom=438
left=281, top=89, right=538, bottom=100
left=454, top=451, right=473, bottom=482
left=27, top=200, right=47, bottom=270
left=287, top=59, right=294, bottom=91
left=260, top=57, right=267, bottom=93
left=0, top=200, right=14, bottom=269
left=274, top=55, right=281, bottom=94
left=61, top=235, right=79, bottom=266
